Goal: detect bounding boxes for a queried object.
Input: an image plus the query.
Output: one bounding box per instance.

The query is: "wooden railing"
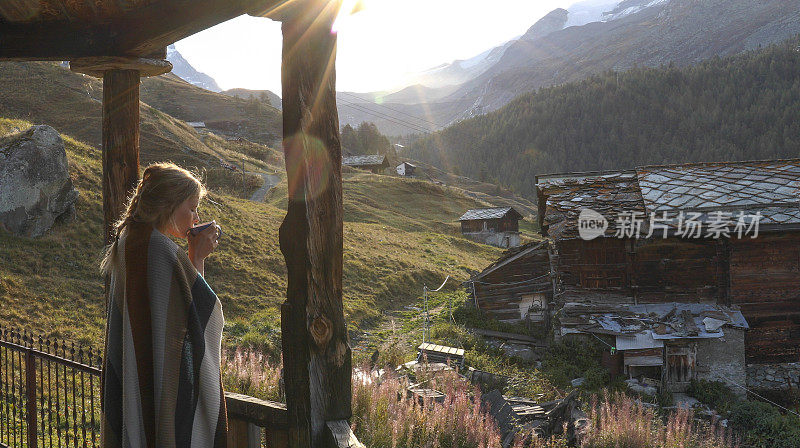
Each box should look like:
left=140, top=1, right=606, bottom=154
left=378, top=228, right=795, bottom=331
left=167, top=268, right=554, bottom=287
left=0, top=327, right=288, bottom=448
left=225, top=393, right=288, bottom=448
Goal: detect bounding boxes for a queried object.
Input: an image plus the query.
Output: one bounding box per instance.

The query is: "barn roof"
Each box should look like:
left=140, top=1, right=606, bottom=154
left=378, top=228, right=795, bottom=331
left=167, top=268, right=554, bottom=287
left=637, top=159, right=800, bottom=224
left=342, top=154, right=386, bottom=167
left=470, top=240, right=549, bottom=282
left=536, top=159, right=800, bottom=240
left=536, top=170, right=644, bottom=240
left=458, top=207, right=523, bottom=221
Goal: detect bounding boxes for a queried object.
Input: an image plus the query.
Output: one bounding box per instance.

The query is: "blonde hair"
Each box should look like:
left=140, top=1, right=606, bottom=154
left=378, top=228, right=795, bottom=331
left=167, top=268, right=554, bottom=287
left=100, top=162, right=206, bottom=275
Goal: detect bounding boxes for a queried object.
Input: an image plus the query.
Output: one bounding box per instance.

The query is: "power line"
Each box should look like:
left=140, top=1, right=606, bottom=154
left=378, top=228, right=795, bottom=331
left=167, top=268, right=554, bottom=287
left=337, top=101, right=432, bottom=135
left=339, top=91, right=444, bottom=129
left=337, top=98, right=432, bottom=134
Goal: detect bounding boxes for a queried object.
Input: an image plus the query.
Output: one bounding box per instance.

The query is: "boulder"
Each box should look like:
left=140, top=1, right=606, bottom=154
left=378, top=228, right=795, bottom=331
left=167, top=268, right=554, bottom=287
left=570, top=377, right=586, bottom=387
left=0, top=125, right=79, bottom=237
left=501, top=342, right=537, bottom=363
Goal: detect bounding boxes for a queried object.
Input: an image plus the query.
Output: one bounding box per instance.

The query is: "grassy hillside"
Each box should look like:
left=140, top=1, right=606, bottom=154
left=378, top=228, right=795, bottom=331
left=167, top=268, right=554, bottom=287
left=0, top=62, right=281, bottom=154
left=142, top=74, right=281, bottom=144
left=409, top=37, right=800, bottom=198
left=0, top=118, right=503, bottom=352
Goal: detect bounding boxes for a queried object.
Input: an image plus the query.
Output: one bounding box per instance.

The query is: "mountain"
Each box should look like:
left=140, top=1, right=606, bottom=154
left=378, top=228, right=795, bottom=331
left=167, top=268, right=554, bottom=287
left=341, top=0, right=800, bottom=136
left=520, top=8, right=568, bottom=41
left=408, top=37, right=800, bottom=199
left=0, top=61, right=281, bottom=155
left=166, top=44, right=222, bottom=92
left=222, top=88, right=282, bottom=110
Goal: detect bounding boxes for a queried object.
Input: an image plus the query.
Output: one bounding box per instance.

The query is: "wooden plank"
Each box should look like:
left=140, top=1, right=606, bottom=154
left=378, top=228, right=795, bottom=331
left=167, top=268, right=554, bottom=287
left=113, top=0, right=278, bottom=56
left=224, top=392, right=288, bottom=429
left=0, top=21, right=114, bottom=60
left=467, top=328, right=546, bottom=345
left=278, top=2, right=353, bottom=447
left=0, top=0, right=44, bottom=22
left=0, top=0, right=280, bottom=60
left=102, top=69, right=140, bottom=243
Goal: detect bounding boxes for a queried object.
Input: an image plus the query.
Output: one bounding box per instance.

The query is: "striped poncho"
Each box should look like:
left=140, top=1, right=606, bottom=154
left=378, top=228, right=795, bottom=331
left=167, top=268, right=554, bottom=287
left=102, top=222, right=227, bottom=448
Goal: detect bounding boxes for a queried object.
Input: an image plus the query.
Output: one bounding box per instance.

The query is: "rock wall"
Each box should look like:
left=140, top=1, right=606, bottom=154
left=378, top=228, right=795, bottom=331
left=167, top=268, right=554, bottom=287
left=462, top=231, right=520, bottom=249
left=695, top=328, right=747, bottom=396
left=747, top=362, right=800, bottom=390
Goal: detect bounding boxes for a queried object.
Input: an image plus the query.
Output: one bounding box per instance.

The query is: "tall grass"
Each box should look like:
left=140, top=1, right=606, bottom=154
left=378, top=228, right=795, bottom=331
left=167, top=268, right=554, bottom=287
left=221, top=348, right=283, bottom=402
left=581, top=392, right=737, bottom=448
left=221, top=350, right=739, bottom=448
left=352, top=368, right=503, bottom=448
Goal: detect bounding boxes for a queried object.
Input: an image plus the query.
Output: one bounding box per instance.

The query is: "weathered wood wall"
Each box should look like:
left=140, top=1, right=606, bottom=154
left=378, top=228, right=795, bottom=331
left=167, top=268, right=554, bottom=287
left=556, top=238, right=627, bottom=290
left=474, top=245, right=552, bottom=323
left=461, top=217, right=519, bottom=234
left=631, top=239, right=721, bottom=303
left=730, top=232, right=800, bottom=364
left=556, top=238, right=722, bottom=302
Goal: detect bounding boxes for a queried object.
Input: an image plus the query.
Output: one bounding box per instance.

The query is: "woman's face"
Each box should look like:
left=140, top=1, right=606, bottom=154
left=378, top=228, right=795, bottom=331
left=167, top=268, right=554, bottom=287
left=167, top=195, right=201, bottom=239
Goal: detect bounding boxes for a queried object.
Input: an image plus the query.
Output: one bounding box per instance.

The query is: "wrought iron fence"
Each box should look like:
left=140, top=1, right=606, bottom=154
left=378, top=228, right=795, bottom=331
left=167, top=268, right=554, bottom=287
left=0, top=327, right=102, bottom=448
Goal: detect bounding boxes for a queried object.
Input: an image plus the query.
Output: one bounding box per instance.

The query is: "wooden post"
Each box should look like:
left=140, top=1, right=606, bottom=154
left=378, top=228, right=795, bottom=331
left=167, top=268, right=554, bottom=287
left=102, top=69, right=141, bottom=243
left=277, top=1, right=354, bottom=447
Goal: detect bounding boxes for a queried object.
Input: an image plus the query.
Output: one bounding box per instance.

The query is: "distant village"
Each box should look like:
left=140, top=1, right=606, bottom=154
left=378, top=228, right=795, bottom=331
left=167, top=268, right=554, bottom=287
left=342, top=150, right=800, bottom=400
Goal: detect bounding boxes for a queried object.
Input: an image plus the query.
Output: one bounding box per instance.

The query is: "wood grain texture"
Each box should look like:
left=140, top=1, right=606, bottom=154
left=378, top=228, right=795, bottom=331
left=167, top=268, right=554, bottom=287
left=278, top=1, right=353, bottom=447
left=71, top=56, right=171, bottom=78
left=102, top=69, right=140, bottom=244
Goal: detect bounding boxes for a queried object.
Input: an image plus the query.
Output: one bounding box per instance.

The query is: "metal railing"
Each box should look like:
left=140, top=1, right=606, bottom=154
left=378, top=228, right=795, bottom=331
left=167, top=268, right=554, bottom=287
left=0, top=327, right=102, bottom=448
left=0, top=327, right=289, bottom=448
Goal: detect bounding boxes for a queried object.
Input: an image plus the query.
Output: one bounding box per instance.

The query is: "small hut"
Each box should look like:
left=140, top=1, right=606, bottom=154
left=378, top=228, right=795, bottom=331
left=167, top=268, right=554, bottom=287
left=458, top=207, right=523, bottom=248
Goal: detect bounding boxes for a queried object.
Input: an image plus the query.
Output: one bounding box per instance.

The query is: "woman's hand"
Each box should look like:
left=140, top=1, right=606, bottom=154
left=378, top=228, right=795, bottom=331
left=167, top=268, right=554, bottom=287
left=187, top=221, right=220, bottom=276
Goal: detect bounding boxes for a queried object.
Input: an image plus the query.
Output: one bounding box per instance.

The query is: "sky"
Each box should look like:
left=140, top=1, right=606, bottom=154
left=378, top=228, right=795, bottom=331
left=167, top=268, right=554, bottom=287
left=175, top=0, right=573, bottom=95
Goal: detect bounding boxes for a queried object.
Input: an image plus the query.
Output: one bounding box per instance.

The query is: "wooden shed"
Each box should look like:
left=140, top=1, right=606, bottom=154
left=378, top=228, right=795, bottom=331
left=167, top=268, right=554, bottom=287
left=458, top=206, right=523, bottom=248
left=467, top=240, right=553, bottom=324
left=536, top=159, right=800, bottom=389
left=1, top=0, right=360, bottom=446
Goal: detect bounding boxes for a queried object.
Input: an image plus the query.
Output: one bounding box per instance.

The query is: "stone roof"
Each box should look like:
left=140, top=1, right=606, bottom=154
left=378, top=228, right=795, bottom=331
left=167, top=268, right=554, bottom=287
left=536, top=170, right=644, bottom=240
left=536, top=159, right=800, bottom=240
left=342, top=154, right=386, bottom=167
left=458, top=207, right=523, bottom=221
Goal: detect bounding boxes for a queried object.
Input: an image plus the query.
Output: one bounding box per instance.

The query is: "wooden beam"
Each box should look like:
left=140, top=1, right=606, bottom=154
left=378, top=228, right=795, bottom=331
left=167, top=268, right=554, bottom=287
left=278, top=1, right=357, bottom=447
left=102, top=69, right=140, bottom=244
left=0, top=0, right=277, bottom=61
left=112, top=0, right=278, bottom=57
left=0, top=0, right=42, bottom=22
left=71, top=56, right=172, bottom=77
left=0, top=21, right=114, bottom=60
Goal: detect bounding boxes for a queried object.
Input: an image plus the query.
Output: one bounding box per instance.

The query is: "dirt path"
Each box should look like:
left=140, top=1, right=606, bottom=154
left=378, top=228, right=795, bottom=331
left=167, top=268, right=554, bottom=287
left=250, top=172, right=282, bottom=202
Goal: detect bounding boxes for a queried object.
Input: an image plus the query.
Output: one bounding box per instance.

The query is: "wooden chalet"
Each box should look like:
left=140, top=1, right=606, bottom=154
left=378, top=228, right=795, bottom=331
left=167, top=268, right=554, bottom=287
left=341, top=154, right=388, bottom=173
left=1, top=0, right=360, bottom=447
left=458, top=206, right=523, bottom=248
left=534, top=159, right=800, bottom=391
left=467, top=240, right=553, bottom=325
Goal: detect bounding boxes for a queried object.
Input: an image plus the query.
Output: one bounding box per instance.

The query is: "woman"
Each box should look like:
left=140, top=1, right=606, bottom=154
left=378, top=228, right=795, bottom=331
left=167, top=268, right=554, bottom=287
left=100, top=162, right=227, bottom=448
